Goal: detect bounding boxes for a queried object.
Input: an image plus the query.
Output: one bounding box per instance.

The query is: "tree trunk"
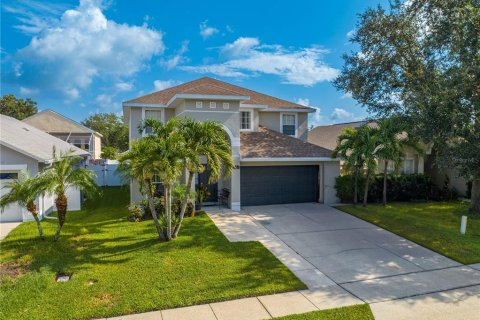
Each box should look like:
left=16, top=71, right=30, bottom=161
left=54, top=194, right=67, bottom=241
left=173, top=171, right=194, bottom=238
left=27, top=201, right=44, bottom=240
left=353, top=167, right=359, bottom=205
left=363, top=169, right=370, bottom=207
left=165, top=184, right=172, bottom=241
left=471, top=179, right=480, bottom=214
left=383, top=160, right=388, bottom=206
left=145, top=180, right=166, bottom=240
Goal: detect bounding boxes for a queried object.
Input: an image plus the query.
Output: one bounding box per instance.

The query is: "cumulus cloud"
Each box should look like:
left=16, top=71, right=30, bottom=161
left=6, top=0, right=164, bottom=99
left=115, top=81, right=133, bottom=92
left=153, top=80, right=181, bottom=91
left=330, top=108, right=354, bottom=121
left=296, top=98, right=324, bottom=127
left=346, top=29, right=356, bottom=39
left=199, top=20, right=219, bottom=39
left=181, top=37, right=338, bottom=86
left=161, top=41, right=189, bottom=69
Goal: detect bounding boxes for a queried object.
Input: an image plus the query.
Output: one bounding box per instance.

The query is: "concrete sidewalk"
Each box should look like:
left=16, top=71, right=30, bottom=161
left=0, top=222, right=20, bottom=241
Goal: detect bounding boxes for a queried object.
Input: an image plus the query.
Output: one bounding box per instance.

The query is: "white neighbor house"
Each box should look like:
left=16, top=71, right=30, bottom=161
left=0, top=114, right=89, bottom=222
left=123, top=77, right=341, bottom=210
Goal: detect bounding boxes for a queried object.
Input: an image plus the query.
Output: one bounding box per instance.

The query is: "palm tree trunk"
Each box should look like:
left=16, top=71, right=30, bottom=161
left=145, top=180, right=166, bottom=240
left=383, top=160, right=388, bottom=206
left=363, top=169, right=370, bottom=207
left=165, top=184, right=172, bottom=240
left=27, top=201, right=44, bottom=240
left=173, top=171, right=194, bottom=238
left=353, top=167, right=359, bottom=205
left=54, top=194, right=67, bottom=241
left=471, top=179, right=480, bottom=214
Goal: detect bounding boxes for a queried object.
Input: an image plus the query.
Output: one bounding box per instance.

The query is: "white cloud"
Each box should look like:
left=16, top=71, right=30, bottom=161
left=8, top=0, right=164, bottom=99
left=341, top=92, right=353, bottom=99
left=153, top=80, right=181, bottom=91
left=346, top=29, right=356, bottom=39
left=161, top=40, right=189, bottom=69
left=199, top=20, right=219, bottom=39
left=330, top=108, right=354, bottom=121
left=296, top=98, right=310, bottom=107
left=19, top=86, right=39, bottom=96
left=181, top=37, right=339, bottom=86
left=115, top=81, right=133, bottom=92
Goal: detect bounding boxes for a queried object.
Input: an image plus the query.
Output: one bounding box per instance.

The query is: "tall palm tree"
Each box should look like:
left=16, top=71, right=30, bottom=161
left=0, top=171, right=45, bottom=239
left=173, top=118, right=234, bottom=238
left=40, top=149, right=99, bottom=241
left=332, top=127, right=364, bottom=205
left=357, top=125, right=379, bottom=207
left=119, top=118, right=184, bottom=241
left=374, top=118, right=423, bottom=205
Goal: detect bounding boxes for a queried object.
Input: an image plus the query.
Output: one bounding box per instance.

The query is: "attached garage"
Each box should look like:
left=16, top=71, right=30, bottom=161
left=241, top=165, right=319, bottom=206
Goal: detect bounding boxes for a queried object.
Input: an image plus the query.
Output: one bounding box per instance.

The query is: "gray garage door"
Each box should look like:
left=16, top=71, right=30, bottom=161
left=241, top=165, right=319, bottom=206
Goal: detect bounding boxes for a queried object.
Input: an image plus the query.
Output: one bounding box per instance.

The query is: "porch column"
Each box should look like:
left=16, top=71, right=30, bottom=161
left=230, top=142, right=241, bottom=211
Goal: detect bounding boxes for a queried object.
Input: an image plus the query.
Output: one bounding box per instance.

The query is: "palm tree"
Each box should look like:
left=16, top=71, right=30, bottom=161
left=119, top=118, right=184, bottom=241
left=374, top=118, right=423, bottom=205
left=357, top=125, right=379, bottom=207
left=332, top=127, right=364, bottom=205
left=173, top=118, right=234, bottom=238
left=40, top=149, right=99, bottom=241
left=0, top=171, right=45, bottom=239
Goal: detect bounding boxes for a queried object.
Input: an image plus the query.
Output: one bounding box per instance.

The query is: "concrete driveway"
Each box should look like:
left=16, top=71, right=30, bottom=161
left=209, top=203, right=480, bottom=319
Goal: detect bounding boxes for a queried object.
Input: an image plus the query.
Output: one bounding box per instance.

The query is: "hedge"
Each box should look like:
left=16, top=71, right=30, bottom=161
left=335, top=173, right=459, bottom=203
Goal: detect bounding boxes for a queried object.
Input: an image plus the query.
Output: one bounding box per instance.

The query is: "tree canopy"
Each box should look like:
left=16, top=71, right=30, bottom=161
left=335, top=0, right=480, bottom=212
left=0, top=94, right=38, bottom=120
left=81, top=113, right=129, bottom=151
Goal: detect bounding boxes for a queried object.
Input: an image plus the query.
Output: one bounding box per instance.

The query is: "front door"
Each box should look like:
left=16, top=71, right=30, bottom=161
left=197, top=167, right=218, bottom=204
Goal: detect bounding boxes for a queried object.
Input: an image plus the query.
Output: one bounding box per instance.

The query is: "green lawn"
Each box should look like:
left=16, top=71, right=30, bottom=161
left=336, top=201, right=480, bottom=264
left=273, top=304, right=374, bottom=320
left=0, top=187, right=305, bottom=320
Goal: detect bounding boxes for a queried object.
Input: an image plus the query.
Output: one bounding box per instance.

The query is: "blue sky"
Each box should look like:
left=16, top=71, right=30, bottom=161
left=1, top=0, right=387, bottom=125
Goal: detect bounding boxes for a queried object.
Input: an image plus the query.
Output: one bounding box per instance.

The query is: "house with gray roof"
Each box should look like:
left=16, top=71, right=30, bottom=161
left=0, top=114, right=89, bottom=222
left=123, top=77, right=340, bottom=209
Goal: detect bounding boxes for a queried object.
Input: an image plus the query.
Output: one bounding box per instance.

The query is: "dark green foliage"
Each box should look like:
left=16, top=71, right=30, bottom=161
left=335, top=174, right=444, bottom=203
left=0, top=94, right=37, bottom=119
left=82, top=113, right=129, bottom=151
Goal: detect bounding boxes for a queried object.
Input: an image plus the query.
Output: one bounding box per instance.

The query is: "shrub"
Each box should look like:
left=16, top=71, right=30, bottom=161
left=127, top=203, right=143, bottom=222
left=335, top=173, right=436, bottom=203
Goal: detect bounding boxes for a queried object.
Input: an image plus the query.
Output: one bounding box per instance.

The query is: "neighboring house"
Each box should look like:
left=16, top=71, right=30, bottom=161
left=308, top=121, right=428, bottom=175
left=123, top=77, right=340, bottom=210
left=0, top=114, right=89, bottom=222
left=23, top=109, right=103, bottom=159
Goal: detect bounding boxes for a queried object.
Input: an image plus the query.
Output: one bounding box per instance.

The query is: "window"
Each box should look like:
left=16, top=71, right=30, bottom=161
left=73, top=138, right=83, bottom=149
left=0, top=172, right=18, bottom=180
left=196, top=101, right=203, bottom=109
left=402, top=159, right=415, bottom=174
left=144, top=110, right=162, bottom=134
left=223, top=102, right=230, bottom=110
left=210, top=102, right=216, bottom=109
left=240, top=111, right=252, bottom=130
left=282, top=114, right=296, bottom=136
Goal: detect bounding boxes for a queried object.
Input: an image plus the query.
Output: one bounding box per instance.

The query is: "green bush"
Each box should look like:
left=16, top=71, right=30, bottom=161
left=335, top=173, right=436, bottom=203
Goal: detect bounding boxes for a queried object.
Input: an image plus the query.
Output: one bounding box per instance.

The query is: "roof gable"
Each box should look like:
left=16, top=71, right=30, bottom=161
left=0, top=114, right=89, bottom=163
left=124, top=77, right=312, bottom=110
left=23, top=109, right=101, bottom=136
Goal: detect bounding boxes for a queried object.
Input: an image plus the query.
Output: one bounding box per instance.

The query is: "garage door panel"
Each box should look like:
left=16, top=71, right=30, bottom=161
left=241, top=165, right=319, bottom=206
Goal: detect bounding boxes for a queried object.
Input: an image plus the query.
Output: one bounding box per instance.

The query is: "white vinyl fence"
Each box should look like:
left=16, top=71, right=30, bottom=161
left=87, top=160, right=125, bottom=187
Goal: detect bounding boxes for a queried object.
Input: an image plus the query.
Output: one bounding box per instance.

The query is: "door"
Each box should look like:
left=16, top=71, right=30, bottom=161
left=0, top=172, right=23, bottom=222
left=197, top=167, right=218, bottom=204
left=240, top=165, right=319, bottom=206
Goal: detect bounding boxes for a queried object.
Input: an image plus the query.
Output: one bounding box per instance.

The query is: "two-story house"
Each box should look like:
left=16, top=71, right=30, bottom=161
left=123, top=77, right=340, bottom=210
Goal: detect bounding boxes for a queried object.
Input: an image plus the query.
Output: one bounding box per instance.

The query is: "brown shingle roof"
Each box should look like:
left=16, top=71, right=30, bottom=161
left=241, top=126, right=332, bottom=159
left=125, top=77, right=311, bottom=110
left=308, top=121, right=369, bottom=151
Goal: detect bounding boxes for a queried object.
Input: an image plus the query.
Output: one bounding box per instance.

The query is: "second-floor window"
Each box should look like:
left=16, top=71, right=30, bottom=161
left=210, top=102, right=216, bottom=109
left=144, top=110, right=162, bottom=134
left=282, top=114, right=296, bottom=136
left=240, top=111, right=252, bottom=130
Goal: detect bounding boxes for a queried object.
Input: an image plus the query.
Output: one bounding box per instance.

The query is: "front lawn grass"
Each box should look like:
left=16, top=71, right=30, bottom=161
left=0, top=187, right=305, bottom=320
left=336, top=201, right=480, bottom=264
left=273, top=304, right=374, bottom=320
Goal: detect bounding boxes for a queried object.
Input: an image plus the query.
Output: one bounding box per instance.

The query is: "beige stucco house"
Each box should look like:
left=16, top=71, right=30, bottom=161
left=0, top=115, right=88, bottom=222
left=123, top=77, right=341, bottom=210
left=23, top=109, right=103, bottom=159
